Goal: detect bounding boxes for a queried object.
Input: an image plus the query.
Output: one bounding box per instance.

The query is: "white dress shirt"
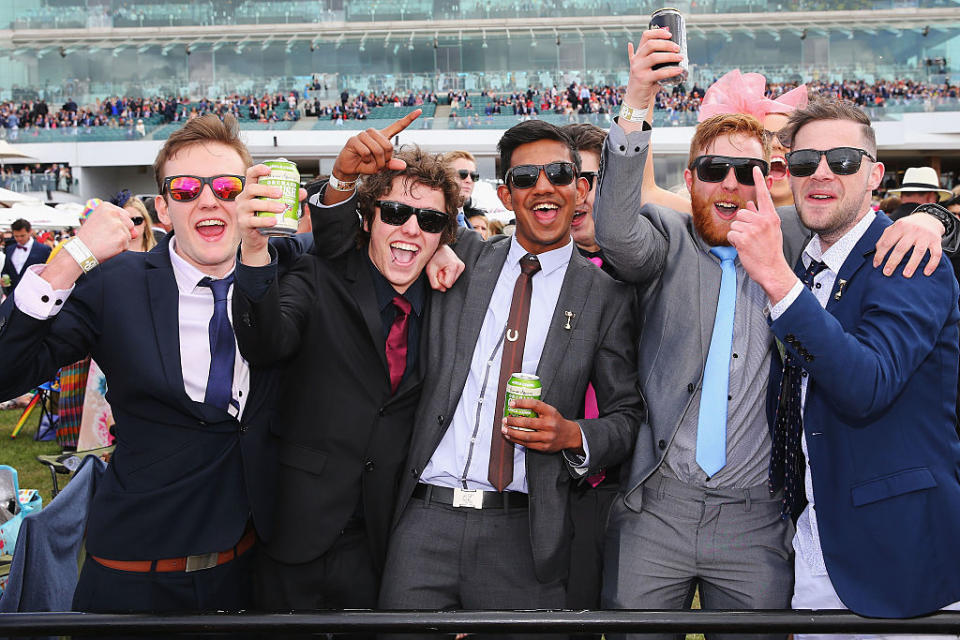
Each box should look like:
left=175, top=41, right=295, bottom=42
left=14, top=238, right=250, bottom=419
left=421, top=236, right=587, bottom=494
left=10, top=237, right=33, bottom=274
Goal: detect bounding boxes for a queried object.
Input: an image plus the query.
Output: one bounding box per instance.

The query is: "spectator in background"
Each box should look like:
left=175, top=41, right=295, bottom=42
left=878, top=195, right=902, bottom=215
left=945, top=194, right=960, bottom=217
left=887, top=166, right=953, bottom=220
left=442, top=150, right=482, bottom=228
left=110, top=189, right=157, bottom=253
left=487, top=218, right=504, bottom=236
left=466, top=213, right=489, bottom=239
left=2, top=218, right=52, bottom=295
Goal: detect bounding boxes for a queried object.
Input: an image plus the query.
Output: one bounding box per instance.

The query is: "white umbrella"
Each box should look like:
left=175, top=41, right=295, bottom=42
left=0, top=140, right=36, bottom=167
left=0, top=202, right=80, bottom=230
left=0, top=186, right=39, bottom=205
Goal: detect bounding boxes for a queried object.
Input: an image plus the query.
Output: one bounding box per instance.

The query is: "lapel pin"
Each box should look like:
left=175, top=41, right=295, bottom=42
left=563, top=311, right=575, bottom=330
left=834, top=279, right=847, bottom=301
left=506, top=328, right=519, bottom=342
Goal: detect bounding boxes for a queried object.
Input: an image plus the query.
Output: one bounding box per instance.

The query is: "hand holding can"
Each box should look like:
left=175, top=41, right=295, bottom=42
left=255, top=158, right=301, bottom=237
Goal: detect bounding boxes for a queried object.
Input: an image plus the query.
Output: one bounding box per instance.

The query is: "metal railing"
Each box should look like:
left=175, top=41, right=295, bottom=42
left=1, top=610, right=960, bottom=636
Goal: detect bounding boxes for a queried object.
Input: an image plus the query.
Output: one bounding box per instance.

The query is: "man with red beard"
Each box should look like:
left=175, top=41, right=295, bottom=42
left=594, top=29, right=954, bottom=640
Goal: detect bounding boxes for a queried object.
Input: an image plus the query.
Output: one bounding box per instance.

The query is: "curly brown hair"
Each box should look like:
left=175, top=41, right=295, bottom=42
left=356, top=146, right=460, bottom=247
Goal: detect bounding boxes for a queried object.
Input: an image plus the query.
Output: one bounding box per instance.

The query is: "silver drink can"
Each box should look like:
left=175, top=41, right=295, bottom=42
left=649, top=8, right=689, bottom=87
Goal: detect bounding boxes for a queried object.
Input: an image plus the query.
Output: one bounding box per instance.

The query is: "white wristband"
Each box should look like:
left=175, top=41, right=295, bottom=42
left=328, top=173, right=358, bottom=192
left=619, top=103, right=649, bottom=123
left=62, top=237, right=99, bottom=273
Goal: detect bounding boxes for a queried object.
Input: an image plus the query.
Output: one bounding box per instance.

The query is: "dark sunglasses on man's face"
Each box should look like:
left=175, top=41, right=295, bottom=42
left=580, top=171, right=598, bottom=190
left=457, top=169, right=480, bottom=181
left=785, top=147, right=876, bottom=177
left=162, top=174, right=245, bottom=202
left=129, top=216, right=145, bottom=226
left=689, top=155, right=769, bottom=186
left=506, top=162, right=578, bottom=189
left=376, top=200, right=449, bottom=234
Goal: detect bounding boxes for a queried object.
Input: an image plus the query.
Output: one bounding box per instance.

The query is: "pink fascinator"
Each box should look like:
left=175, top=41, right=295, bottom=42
left=697, top=69, right=808, bottom=123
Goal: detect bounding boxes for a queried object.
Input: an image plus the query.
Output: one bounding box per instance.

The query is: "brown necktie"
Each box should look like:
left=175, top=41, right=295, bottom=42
left=488, top=253, right=542, bottom=492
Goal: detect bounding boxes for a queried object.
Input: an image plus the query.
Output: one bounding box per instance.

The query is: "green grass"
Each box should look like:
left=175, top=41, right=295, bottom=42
left=0, top=405, right=64, bottom=506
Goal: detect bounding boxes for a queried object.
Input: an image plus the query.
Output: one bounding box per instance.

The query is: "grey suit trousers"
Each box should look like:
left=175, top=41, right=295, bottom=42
left=379, top=492, right=566, bottom=640
left=602, top=472, right=794, bottom=640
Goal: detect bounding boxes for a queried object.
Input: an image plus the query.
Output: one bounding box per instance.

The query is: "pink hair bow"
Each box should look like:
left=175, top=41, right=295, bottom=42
left=697, top=69, right=808, bottom=122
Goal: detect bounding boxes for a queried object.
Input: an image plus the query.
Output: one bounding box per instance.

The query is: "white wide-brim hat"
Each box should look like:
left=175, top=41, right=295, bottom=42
left=888, top=166, right=952, bottom=200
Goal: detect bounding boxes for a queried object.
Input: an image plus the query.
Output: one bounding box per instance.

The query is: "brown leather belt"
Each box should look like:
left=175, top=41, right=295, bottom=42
left=91, top=527, right=255, bottom=573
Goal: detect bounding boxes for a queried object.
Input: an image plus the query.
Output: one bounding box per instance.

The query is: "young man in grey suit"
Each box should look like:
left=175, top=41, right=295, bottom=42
left=371, top=120, right=643, bottom=638
left=596, top=29, right=955, bottom=640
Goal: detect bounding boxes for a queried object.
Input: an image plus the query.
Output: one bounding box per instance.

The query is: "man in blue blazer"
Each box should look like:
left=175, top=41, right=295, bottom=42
left=0, top=114, right=301, bottom=613
left=2, top=218, right=51, bottom=294
left=729, top=97, right=960, bottom=631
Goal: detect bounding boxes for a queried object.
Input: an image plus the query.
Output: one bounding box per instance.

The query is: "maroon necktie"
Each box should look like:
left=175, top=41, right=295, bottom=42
left=386, top=295, right=412, bottom=395
left=488, top=253, right=542, bottom=492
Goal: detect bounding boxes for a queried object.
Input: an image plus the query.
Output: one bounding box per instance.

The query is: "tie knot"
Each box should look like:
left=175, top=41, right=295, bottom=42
left=710, top=246, right=738, bottom=263
left=392, top=294, right=412, bottom=316
left=199, top=274, right=234, bottom=302
left=520, top=253, right=542, bottom=277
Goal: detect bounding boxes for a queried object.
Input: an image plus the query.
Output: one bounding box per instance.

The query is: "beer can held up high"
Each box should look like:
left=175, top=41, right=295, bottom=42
left=256, top=158, right=300, bottom=237
left=649, top=8, right=689, bottom=87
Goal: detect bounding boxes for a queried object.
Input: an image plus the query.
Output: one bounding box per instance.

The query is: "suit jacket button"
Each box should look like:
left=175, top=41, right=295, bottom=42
left=240, top=425, right=248, bottom=433
left=804, top=354, right=814, bottom=362
left=378, top=407, right=385, bottom=417
left=658, top=439, right=667, bottom=450
left=199, top=421, right=207, bottom=427
left=785, top=334, right=796, bottom=342
left=365, top=461, right=375, bottom=472
left=687, top=383, right=695, bottom=393
left=437, top=415, right=444, bottom=425
left=411, top=467, right=420, bottom=477
left=241, top=312, right=251, bottom=327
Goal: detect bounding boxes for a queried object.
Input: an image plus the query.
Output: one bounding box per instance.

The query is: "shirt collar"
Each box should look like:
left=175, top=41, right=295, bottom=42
left=803, top=210, right=876, bottom=273
left=168, top=236, right=235, bottom=294
left=507, top=235, right=574, bottom=277
left=366, top=250, right=426, bottom=317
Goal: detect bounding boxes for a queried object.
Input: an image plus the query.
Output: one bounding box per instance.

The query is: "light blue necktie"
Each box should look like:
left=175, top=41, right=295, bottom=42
left=696, top=246, right=738, bottom=477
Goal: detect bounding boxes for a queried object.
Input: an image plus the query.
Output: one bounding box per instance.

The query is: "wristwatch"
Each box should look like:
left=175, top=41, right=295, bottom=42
left=61, top=237, right=99, bottom=273
left=913, top=203, right=957, bottom=239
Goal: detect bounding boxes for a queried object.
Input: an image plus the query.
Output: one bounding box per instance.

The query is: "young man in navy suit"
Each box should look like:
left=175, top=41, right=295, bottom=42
left=730, top=98, right=960, bottom=636
left=0, top=114, right=303, bottom=613
left=1, top=218, right=51, bottom=294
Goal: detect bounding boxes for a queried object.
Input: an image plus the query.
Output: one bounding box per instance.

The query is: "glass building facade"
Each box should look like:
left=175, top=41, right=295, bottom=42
left=0, top=0, right=956, bottom=103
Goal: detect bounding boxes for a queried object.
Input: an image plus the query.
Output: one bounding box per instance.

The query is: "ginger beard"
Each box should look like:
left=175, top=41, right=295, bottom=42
left=690, top=180, right=748, bottom=247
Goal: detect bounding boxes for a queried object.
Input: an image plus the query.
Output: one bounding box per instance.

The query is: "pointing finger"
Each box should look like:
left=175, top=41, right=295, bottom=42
left=379, top=109, right=422, bottom=139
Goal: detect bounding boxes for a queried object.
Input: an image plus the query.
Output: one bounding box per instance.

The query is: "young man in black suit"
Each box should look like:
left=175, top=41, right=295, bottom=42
left=233, top=116, right=459, bottom=614
left=2, top=218, right=51, bottom=294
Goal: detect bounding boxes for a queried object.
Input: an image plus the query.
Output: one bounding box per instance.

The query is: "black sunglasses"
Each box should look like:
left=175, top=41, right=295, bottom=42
left=581, top=171, right=598, bottom=190
left=162, top=174, right=246, bottom=202
left=457, top=169, right=480, bottom=181
left=129, top=216, right=145, bottom=226
left=376, top=200, right=449, bottom=234
left=690, top=155, right=769, bottom=186
left=785, top=147, right=876, bottom=177
left=506, top=162, right=578, bottom=189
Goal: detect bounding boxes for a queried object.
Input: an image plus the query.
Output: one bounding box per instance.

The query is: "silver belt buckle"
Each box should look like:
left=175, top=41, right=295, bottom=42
left=185, top=552, right=219, bottom=572
left=452, top=488, right=484, bottom=509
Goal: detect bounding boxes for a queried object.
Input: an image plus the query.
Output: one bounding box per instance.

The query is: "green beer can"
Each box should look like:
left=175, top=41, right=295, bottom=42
left=504, top=372, right=541, bottom=431
left=256, top=158, right=300, bottom=237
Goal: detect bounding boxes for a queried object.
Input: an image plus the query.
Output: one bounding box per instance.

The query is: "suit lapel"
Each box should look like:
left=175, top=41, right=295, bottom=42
left=342, top=249, right=389, bottom=376
left=697, top=238, right=721, bottom=367
left=536, top=254, right=591, bottom=402
left=145, top=236, right=192, bottom=410
left=448, top=239, right=510, bottom=410
left=825, top=215, right=887, bottom=312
